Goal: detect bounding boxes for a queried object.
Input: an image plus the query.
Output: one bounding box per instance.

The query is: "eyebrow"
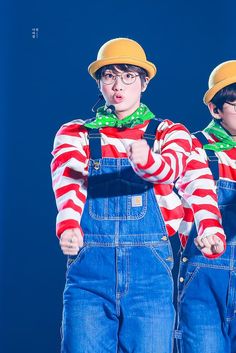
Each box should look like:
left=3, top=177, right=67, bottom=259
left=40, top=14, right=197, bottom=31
left=103, top=70, right=115, bottom=74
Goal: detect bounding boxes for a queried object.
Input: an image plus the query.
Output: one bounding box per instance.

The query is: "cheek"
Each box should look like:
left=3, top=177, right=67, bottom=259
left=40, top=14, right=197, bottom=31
left=100, top=84, right=112, bottom=94
left=100, top=85, right=112, bottom=98
left=100, top=85, right=108, bottom=94
left=128, top=84, right=142, bottom=98
left=228, top=115, right=236, bottom=125
left=222, top=114, right=236, bottom=127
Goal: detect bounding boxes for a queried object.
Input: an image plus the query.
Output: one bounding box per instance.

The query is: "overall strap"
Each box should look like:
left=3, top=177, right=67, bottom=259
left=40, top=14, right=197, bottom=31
left=87, top=128, right=102, bottom=160
left=143, top=118, right=163, bottom=149
left=193, top=131, right=219, bottom=180
left=87, top=117, right=163, bottom=159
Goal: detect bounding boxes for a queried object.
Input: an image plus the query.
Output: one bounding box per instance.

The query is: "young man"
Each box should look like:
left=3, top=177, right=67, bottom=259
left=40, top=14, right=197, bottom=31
left=51, top=37, right=222, bottom=353
left=175, top=60, right=236, bottom=353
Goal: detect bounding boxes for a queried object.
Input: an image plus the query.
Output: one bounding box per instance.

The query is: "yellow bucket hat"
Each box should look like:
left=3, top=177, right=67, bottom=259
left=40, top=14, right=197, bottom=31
left=88, top=38, right=157, bottom=80
left=204, top=60, right=236, bottom=104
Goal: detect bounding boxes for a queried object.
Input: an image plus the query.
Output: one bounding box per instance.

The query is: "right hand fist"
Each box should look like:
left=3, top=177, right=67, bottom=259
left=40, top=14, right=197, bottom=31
left=126, top=139, right=150, bottom=166
left=59, top=228, right=83, bottom=255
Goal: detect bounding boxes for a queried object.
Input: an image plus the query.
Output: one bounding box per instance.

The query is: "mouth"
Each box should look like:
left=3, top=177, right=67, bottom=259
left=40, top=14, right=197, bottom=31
left=113, top=94, right=124, bottom=104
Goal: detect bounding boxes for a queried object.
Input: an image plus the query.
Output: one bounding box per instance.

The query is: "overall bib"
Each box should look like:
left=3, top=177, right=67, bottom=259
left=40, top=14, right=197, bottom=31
left=61, top=119, right=175, bottom=353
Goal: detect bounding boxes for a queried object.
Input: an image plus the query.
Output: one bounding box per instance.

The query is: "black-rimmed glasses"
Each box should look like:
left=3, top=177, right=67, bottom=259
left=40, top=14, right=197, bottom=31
left=225, top=101, right=236, bottom=112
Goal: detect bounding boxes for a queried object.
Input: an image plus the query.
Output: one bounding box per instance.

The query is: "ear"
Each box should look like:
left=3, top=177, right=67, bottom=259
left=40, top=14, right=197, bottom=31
left=208, top=102, right=222, bottom=119
left=141, top=77, right=150, bottom=92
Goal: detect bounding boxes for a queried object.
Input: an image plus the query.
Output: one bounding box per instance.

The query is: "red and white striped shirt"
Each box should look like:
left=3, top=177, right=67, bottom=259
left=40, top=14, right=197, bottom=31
left=51, top=117, right=193, bottom=238
left=176, top=131, right=228, bottom=252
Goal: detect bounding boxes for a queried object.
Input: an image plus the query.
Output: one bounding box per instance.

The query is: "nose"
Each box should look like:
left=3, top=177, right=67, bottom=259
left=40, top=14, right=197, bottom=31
left=112, top=76, right=124, bottom=91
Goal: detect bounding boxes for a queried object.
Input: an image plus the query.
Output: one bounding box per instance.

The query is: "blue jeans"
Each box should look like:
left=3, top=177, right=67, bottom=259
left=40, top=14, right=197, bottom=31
left=61, top=156, right=176, bottom=353
left=62, top=244, right=175, bottom=353
left=176, top=180, right=236, bottom=353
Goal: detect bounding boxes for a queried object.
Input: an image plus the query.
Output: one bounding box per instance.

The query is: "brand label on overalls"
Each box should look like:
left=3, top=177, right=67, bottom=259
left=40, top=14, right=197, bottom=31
left=131, top=195, right=142, bottom=207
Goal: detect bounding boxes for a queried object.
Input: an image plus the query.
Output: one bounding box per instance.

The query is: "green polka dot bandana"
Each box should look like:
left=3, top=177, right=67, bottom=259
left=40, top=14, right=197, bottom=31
left=84, top=103, right=155, bottom=129
left=203, top=120, right=236, bottom=152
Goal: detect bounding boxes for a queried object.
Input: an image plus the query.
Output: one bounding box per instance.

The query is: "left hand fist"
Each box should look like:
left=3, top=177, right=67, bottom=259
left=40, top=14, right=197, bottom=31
left=126, top=139, right=150, bottom=166
left=194, top=234, right=225, bottom=255
left=60, top=228, right=83, bottom=255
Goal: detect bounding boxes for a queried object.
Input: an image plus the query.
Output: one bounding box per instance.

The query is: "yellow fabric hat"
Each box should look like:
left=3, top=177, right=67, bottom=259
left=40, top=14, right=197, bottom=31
left=88, top=38, right=157, bottom=80
left=204, top=60, right=236, bottom=104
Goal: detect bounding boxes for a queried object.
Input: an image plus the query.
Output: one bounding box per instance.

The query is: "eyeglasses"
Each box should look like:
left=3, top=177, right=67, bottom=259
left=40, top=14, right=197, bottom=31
left=101, top=72, right=140, bottom=85
left=225, top=101, right=236, bottom=112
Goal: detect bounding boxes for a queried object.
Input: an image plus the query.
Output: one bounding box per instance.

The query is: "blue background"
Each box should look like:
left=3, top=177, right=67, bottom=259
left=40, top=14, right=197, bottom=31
left=1, top=0, right=235, bottom=352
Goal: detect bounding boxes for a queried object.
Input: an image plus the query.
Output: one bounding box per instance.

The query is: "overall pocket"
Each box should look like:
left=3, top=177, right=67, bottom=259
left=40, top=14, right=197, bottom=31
left=88, top=178, right=148, bottom=220
left=148, top=242, right=174, bottom=279
left=66, top=246, right=89, bottom=274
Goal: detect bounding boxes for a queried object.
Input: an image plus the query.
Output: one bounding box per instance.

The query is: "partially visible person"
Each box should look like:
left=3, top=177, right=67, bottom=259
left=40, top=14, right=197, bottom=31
left=176, top=60, right=236, bottom=353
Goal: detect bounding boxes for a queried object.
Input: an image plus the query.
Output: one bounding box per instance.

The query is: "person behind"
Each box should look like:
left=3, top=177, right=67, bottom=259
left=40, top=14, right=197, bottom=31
left=50, top=37, right=209, bottom=353
left=175, top=60, right=236, bottom=353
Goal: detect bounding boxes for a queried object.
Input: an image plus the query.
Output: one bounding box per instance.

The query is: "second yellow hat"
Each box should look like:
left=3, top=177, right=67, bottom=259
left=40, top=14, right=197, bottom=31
left=204, top=60, right=236, bottom=104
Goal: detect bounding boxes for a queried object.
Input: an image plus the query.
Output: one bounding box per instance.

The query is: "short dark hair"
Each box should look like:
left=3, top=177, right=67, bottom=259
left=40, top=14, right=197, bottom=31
left=211, top=83, right=236, bottom=110
left=95, top=64, right=148, bottom=86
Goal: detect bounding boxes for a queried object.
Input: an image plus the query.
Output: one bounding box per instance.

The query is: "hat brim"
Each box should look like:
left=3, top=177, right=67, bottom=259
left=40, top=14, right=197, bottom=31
left=204, top=75, right=236, bottom=104
left=88, top=57, right=157, bottom=80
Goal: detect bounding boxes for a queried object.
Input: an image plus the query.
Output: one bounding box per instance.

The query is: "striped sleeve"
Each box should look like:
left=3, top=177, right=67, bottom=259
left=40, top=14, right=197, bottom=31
left=50, top=121, right=89, bottom=237
left=176, top=135, right=226, bottom=256
left=132, top=120, right=192, bottom=184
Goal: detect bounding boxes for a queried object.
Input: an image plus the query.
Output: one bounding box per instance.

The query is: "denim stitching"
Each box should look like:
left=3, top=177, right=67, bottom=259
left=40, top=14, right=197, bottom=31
left=88, top=192, right=148, bottom=220
left=188, top=261, right=234, bottom=270
left=119, top=248, right=130, bottom=298
left=178, top=266, right=200, bottom=301
left=65, top=246, right=89, bottom=276
left=148, top=246, right=174, bottom=279
left=115, top=248, right=121, bottom=317
left=83, top=242, right=170, bottom=247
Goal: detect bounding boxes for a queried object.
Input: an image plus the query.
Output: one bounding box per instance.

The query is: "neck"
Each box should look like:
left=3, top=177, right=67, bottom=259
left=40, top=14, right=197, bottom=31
left=220, top=122, right=236, bottom=139
left=116, top=112, right=127, bottom=120
left=112, top=102, right=141, bottom=120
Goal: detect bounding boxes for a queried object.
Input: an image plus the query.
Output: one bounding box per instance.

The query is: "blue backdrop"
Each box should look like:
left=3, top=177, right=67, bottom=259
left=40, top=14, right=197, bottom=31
left=1, top=0, right=235, bottom=352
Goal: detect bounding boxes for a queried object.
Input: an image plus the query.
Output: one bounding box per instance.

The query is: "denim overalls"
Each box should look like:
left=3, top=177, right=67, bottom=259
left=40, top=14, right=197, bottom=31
left=61, top=119, right=175, bottom=353
left=176, top=132, right=236, bottom=353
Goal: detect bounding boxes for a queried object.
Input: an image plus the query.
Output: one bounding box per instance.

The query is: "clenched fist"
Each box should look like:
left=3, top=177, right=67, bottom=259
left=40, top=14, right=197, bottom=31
left=126, top=139, right=150, bottom=166
left=194, top=234, right=225, bottom=256
left=59, top=228, right=83, bottom=255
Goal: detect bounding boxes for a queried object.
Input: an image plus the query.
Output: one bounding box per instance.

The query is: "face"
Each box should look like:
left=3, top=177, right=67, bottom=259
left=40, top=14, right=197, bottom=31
left=209, top=101, right=236, bottom=136
left=98, top=68, right=149, bottom=119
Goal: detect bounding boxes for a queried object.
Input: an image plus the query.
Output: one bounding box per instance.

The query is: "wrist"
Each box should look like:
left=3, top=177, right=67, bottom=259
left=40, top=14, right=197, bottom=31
left=57, top=221, right=83, bottom=238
